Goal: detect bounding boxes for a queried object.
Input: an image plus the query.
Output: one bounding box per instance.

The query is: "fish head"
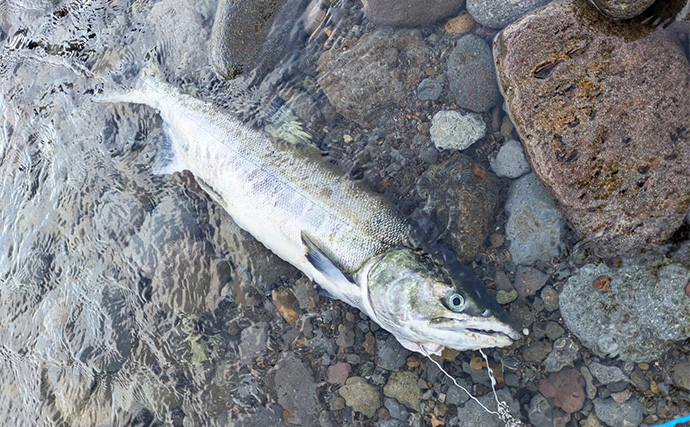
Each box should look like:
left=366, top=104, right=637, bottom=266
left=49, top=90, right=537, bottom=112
left=363, top=247, right=520, bottom=355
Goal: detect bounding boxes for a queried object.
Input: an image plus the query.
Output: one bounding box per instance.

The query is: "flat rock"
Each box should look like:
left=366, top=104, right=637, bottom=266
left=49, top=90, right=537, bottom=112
left=239, top=322, right=270, bottom=364
left=671, top=362, right=690, bottom=391
left=528, top=394, right=554, bottom=427
left=383, top=371, right=421, bottom=411
left=588, top=362, right=630, bottom=385
left=544, top=336, right=579, bottom=372
left=559, top=256, right=690, bottom=362
left=429, top=110, right=486, bottom=151
left=467, top=0, right=551, bottom=28
left=593, top=396, right=645, bottom=427
left=591, top=0, right=656, bottom=19
left=415, top=154, right=499, bottom=263
left=318, top=29, right=431, bottom=126
left=446, top=34, right=499, bottom=113
left=376, top=333, right=410, bottom=371
left=539, top=367, right=586, bottom=414
left=274, top=353, right=322, bottom=425
left=327, top=362, right=352, bottom=385
left=494, top=0, right=690, bottom=257
left=513, top=265, right=550, bottom=298
left=339, top=376, right=382, bottom=418
left=361, top=0, right=464, bottom=27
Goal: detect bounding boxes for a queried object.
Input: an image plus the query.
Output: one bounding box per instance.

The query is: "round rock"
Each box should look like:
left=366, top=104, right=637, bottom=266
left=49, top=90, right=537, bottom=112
left=591, top=0, right=656, bottom=19
left=490, top=139, right=530, bottom=178
left=466, top=0, right=551, bottom=28
left=430, top=110, right=486, bottom=151
left=494, top=0, right=690, bottom=257
left=446, top=34, right=499, bottom=113
left=361, top=0, right=463, bottom=27
left=416, top=78, right=443, bottom=102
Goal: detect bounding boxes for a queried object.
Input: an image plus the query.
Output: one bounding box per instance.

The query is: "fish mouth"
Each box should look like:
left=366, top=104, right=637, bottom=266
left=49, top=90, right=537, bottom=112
left=466, top=327, right=518, bottom=340
left=431, top=317, right=521, bottom=341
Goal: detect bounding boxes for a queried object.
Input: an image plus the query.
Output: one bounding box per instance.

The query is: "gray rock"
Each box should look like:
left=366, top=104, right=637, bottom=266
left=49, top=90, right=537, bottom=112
left=239, top=322, right=270, bottom=364
left=490, top=139, right=531, bottom=178
left=581, top=367, right=598, bottom=400
left=415, top=154, right=499, bottom=263
left=559, top=257, right=690, bottom=362
left=528, top=394, right=554, bottom=427
left=593, top=397, right=645, bottom=427
left=545, top=322, right=565, bottom=340
left=445, top=381, right=472, bottom=406
left=318, top=29, right=431, bottom=126
left=376, top=420, right=405, bottom=427
left=446, top=34, right=499, bottom=113
left=540, top=285, right=560, bottom=312
left=361, top=0, right=464, bottom=27
left=513, top=265, right=550, bottom=298
left=505, top=173, right=564, bottom=265
left=416, top=78, right=443, bottom=102
left=467, top=0, right=551, bottom=28
left=336, top=325, right=355, bottom=348
left=588, top=362, right=630, bottom=385
left=671, top=362, right=690, bottom=390
left=544, top=336, right=579, bottom=372
left=456, top=388, right=523, bottom=427
left=384, top=397, right=410, bottom=421
left=339, top=376, right=382, bottom=418
left=494, top=0, right=690, bottom=257
left=376, top=333, right=410, bottom=371
left=591, top=0, right=656, bottom=19
left=523, top=340, right=553, bottom=363
left=274, top=353, right=322, bottom=425
left=430, top=110, right=486, bottom=151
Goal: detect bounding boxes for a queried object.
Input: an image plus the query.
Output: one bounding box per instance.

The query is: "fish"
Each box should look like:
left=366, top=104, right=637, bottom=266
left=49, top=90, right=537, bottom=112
left=99, top=73, right=520, bottom=355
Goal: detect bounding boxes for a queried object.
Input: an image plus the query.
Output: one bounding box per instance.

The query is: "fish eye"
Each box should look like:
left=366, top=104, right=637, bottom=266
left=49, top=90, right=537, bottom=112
left=444, top=291, right=466, bottom=312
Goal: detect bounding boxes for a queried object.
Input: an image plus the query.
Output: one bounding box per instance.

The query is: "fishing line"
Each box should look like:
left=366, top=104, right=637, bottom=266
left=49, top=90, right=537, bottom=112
left=422, top=348, right=525, bottom=427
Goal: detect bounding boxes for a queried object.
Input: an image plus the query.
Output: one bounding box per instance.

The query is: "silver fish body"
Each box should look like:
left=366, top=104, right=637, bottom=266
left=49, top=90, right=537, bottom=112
left=102, top=76, right=520, bottom=354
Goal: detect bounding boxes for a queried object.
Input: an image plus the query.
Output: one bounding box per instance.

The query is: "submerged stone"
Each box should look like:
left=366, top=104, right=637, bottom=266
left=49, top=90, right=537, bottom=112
left=560, top=256, right=690, bottom=362
left=494, top=0, right=690, bottom=257
left=591, top=0, right=656, bottom=19
left=361, top=0, right=463, bottom=27
left=466, top=0, right=551, bottom=28
left=446, top=34, right=499, bottom=113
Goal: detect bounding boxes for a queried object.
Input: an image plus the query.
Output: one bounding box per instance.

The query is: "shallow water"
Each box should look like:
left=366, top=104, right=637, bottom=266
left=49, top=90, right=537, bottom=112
left=0, top=0, right=689, bottom=426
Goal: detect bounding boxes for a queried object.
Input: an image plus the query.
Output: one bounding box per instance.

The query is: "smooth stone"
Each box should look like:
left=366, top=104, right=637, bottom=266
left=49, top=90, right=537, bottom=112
left=327, top=362, right=352, bottom=385
left=588, top=362, right=630, bottom=385
left=361, top=0, right=464, bottom=27
left=467, top=0, right=551, bottom=28
left=489, top=139, right=531, bottom=178
left=591, top=0, right=656, bottom=19
left=444, top=13, right=475, bottom=34
left=383, top=371, right=421, bottom=411
left=670, top=362, right=690, bottom=390
left=540, top=285, right=560, bottom=312
left=446, top=34, right=499, bottom=113
left=274, top=353, right=322, bottom=425
left=593, top=396, right=645, bottom=427
left=339, top=377, right=382, bottom=418
left=494, top=0, right=690, bottom=257
left=416, top=78, right=443, bottom=102
left=384, top=397, right=410, bottom=421
left=513, top=265, right=550, bottom=298
left=539, top=367, right=586, bottom=414
left=430, top=110, right=486, bottom=151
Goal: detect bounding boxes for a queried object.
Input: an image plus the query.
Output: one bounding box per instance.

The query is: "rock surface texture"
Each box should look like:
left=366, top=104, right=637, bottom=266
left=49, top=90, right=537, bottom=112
left=494, top=0, right=690, bottom=257
left=466, top=0, right=551, bottom=28
left=361, top=0, right=464, bottom=27
left=591, top=0, right=656, bottom=19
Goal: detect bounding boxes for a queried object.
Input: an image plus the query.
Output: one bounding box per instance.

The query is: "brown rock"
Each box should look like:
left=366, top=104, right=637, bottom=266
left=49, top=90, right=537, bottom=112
left=327, top=362, right=352, bottom=385
left=494, top=0, right=690, bottom=257
left=445, top=13, right=475, bottom=34
left=514, top=265, right=550, bottom=298
left=539, top=367, right=586, bottom=413
left=592, top=275, right=612, bottom=292
left=591, top=0, right=656, bottom=19
left=272, top=288, right=299, bottom=326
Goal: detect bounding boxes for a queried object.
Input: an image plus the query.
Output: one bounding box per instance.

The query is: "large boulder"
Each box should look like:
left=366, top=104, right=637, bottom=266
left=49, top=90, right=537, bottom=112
left=494, top=0, right=690, bottom=257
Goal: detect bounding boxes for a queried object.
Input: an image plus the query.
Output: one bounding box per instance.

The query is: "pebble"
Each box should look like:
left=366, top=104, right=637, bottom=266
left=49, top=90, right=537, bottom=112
left=327, top=362, right=352, bottom=385
left=361, top=0, right=463, bottom=27
left=489, top=139, right=531, bottom=178
left=466, top=0, right=551, bottom=28
left=545, top=322, right=565, bottom=340
left=539, top=367, right=586, bottom=414
left=593, top=396, right=645, bottom=427
left=524, top=340, right=553, bottom=363
left=446, top=34, right=499, bottom=113
left=513, top=265, right=550, bottom=298
left=496, top=289, right=518, bottom=304
left=271, top=288, right=299, bottom=326
left=590, top=0, right=656, bottom=19
left=238, top=322, right=270, bottom=365
left=452, top=388, right=522, bottom=427
left=494, top=0, right=690, bottom=257
left=588, top=362, right=630, bottom=385
left=544, top=336, right=579, bottom=372
left=528, top=394, right=554, bottom=427
left=416, top=78, right=443, bottom=102
left=581, top=367, right=598, bottom=400
left=559, top=258, right=690, bottom=362
left=339, top=377, right=382, bottom=418
left=540, top=285, right=560, bottom=312
left=505, top=173, right=564, bottom=265
left=384, top=397, right=410, bottom=421
left=336, top=325, right=355, bottom=348
left=671, top=361, right=690, bottom=390
left=376, top=333, right=410, bottom=371
left=444, top=377, right=472, bottom=406
left=611, top=389, right=633, bottom=403
left=444, top=13, right=475, bottom=34
left=581, top=412, right=602, bottom=427
left=274, top=353, right=322, bottom=425
left=383, top=371, right=421, bottom=411
left=430, top=110, right=486, bottom=151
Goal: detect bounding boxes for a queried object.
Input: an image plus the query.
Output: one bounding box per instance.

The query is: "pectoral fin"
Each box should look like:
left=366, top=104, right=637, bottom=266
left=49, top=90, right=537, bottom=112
left=301, top=231, right=356, bottom=296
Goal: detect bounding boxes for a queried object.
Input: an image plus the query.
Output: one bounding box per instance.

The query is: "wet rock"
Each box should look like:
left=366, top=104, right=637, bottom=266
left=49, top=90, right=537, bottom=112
left=505, top=173, right=564, bottom=265
left=611, top=389, right=633, bottom=403
left=383, top=371, right=421, bottom=411
left=496, top=289, right=518, bottom=304
left=445, top=13, right=475, bottom=34
left=539, top=367, right=586, bottom=414
left=559, top=257, right=690, bottom=362
left=540, top=285, right=559, bottom=312
left=327, top=362, right=352, bottom=385
left=581, top=367, right=598, bottom=400
left=416, top=78, right=443, bottom=102
left=318, top=29, right=431, bottom=126
left=593, top=396, right=645, bottom=427
left=336, top=325, right=355, bottom=348
left=591, top=0, right=656, bottom=19
left=376, top=333, right=410, bottom=371
left=545, top=321, right=565, bottom=340
left=581, top=412, right=602, bottom=427
left=524, top=340, right=553, bottom=363
left=528, top=394, right=554, bottom=427
left=445, top=380, right=472, bottom=406
left=271, top=288, right=299, bottom=326
left=239, top=322, right=270, bottom=364
left=671, top=362, right=690, bottom=390
left=361, top=0, right=463, bottom=27
left=466, top=0, right=551, bottom=28
left=509, top=299, right=536, bottom=329
left=489, top=139, right=530, bottom=178
left=384, top=397, right=410, bottom=421
left=339, top=376, right=382, bottom=418
left=452, top=388, right=522, bottom=427
left=588, top=362, right=630, bottom=385
left=494, top=0, right=690, bottom=257
left=544, top=336, right=579, bottom=372
left=446, top=34, right=499, bottom=113
left=429, top=110, right=486, bottom=151
left=415, top=154, right=499, bottom=263
left=513, top=265, right=550, bottom=298
left=274, top=353, right=322, bottom=425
